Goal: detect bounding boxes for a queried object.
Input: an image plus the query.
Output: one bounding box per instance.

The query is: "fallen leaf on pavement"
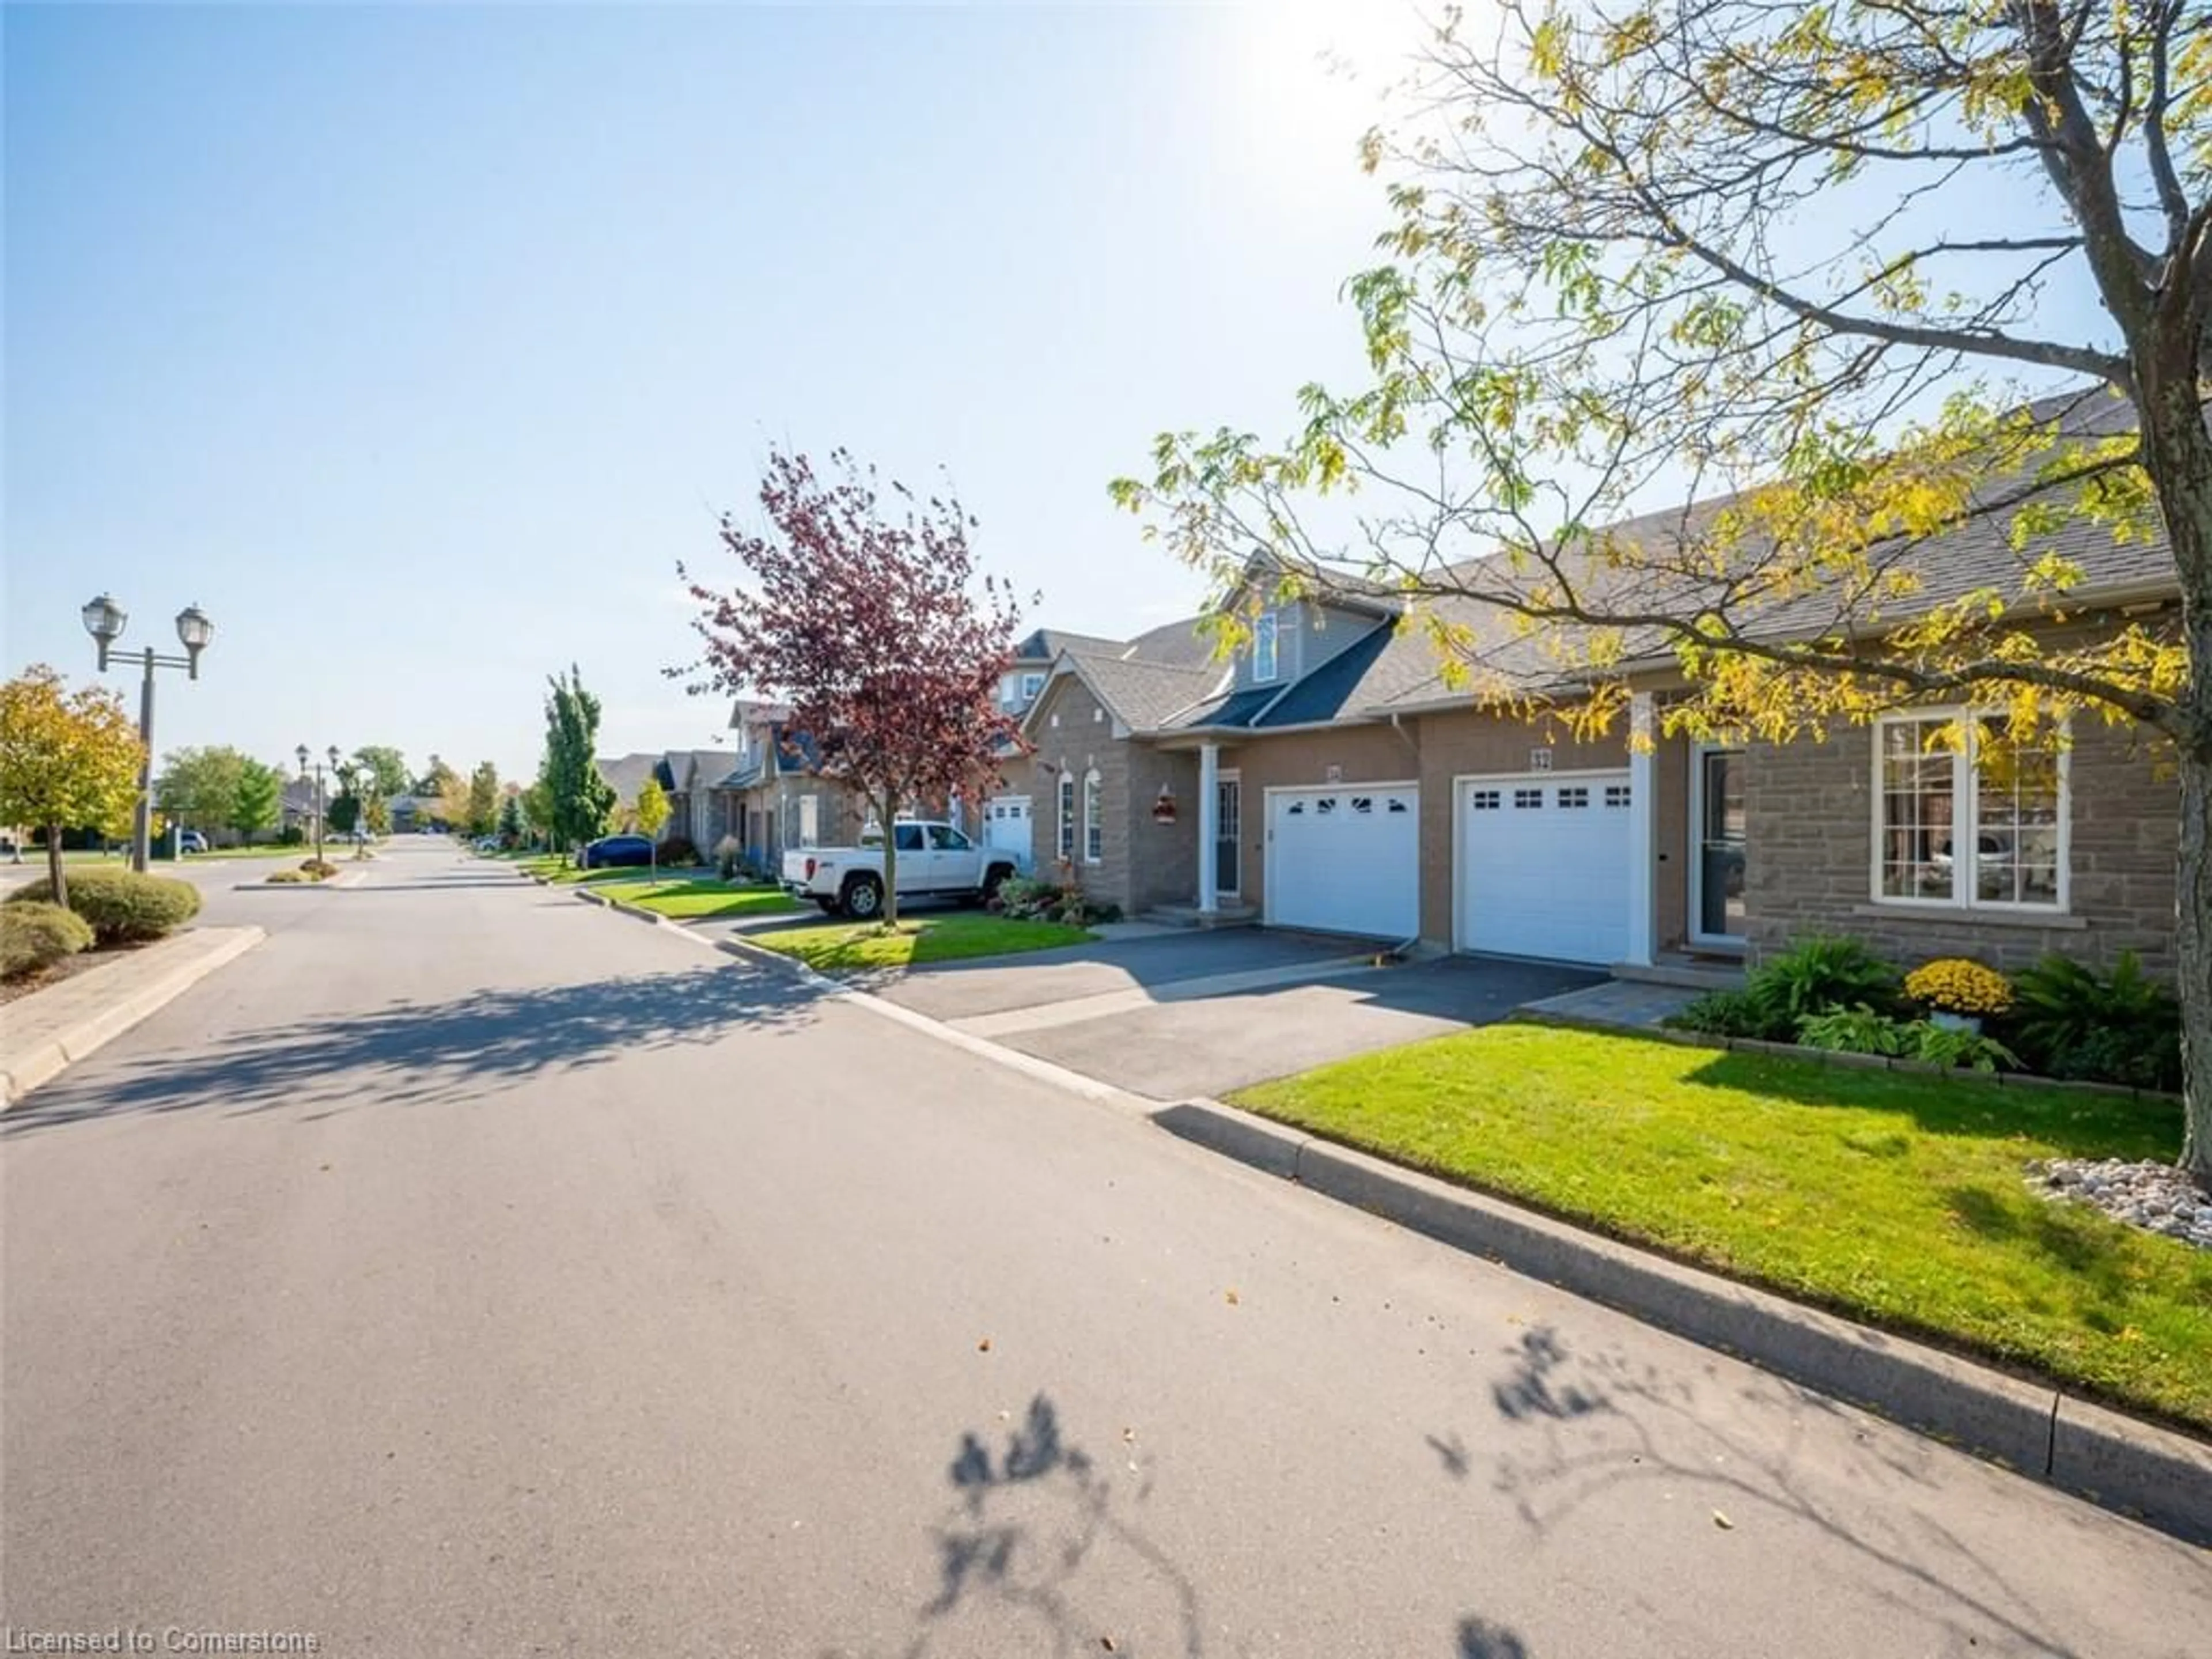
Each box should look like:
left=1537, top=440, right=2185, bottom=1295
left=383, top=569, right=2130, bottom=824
left=1712, top=1510, right=1734, bottom=1530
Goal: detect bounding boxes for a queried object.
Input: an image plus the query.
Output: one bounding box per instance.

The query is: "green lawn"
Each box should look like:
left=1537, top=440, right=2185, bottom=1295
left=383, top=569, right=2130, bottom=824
left=1232, top=1024, right=2212, bottom=1431
left=591, top=878, right=798, bottom=920
left=747, top=914, right=1094, bottom=973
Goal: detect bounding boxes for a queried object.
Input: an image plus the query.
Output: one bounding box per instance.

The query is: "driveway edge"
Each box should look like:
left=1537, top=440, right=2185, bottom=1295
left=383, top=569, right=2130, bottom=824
left=2, top=926, right=266, bottom=1107
left=1154, top=1094, right=2212, bottom=1546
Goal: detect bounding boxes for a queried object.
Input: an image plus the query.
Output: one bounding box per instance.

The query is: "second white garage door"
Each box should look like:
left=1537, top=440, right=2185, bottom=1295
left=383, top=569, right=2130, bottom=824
left=1457, top=772, right=1633, bottom=965
left=1266, top=783, right=1420, bottom=939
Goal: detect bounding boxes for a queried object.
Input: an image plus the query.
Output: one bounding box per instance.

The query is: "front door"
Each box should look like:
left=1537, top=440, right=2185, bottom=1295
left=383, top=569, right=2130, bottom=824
left=1694, top=747, right=1747, bottom=943
left=1215, top=777, right=1241, bottom=898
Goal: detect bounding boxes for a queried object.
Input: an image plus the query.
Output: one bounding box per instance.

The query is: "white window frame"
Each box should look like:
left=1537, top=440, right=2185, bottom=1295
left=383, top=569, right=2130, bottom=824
left=1058, top=771, right=1077, bottom=862
left=1082, top=768, right=1104, bottom=863
left=1869, top=708, right=2070, bottom=914
left=1020, top=671, right=1046, bottom=703
left=1252, top=610, right=1279, bottom=683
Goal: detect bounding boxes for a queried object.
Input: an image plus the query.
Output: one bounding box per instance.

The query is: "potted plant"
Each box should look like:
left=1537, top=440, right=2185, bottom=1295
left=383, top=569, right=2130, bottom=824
left=1903, top=957, right=2013, bottom=1033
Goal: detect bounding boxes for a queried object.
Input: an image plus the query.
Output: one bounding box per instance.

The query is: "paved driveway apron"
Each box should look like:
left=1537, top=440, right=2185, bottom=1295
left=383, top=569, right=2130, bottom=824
left=874, top=930, right=1601, bottom=1099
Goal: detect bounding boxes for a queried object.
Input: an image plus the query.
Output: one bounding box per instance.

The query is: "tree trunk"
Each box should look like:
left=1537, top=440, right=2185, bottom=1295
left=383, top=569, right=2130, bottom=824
left=880, top=789, right=901, bottom=929
left=2179, top=748, right=2211, bottom=1181
left=44, top=824, right=65, bottom=911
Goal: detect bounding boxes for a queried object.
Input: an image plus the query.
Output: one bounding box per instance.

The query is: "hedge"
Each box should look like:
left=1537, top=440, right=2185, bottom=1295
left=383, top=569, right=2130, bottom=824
left=1, top=901, right=95, bottom=979
left=7, top=868, right=202, bottom=945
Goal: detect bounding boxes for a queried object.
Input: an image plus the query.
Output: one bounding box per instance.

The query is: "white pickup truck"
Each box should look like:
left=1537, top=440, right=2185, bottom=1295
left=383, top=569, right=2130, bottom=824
left=781, top=820, right=1021, bottom=919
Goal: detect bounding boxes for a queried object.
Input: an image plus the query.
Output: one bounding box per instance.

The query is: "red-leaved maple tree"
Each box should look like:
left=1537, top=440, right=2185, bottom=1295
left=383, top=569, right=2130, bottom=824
left=677, top=447, right=1024, bottom=926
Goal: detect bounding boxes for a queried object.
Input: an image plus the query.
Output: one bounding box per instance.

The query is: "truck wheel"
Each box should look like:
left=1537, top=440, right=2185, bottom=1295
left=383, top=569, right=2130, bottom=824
left=981, top=863, right=1013, bottom=905
left=842, top=873, right=883, bottom=919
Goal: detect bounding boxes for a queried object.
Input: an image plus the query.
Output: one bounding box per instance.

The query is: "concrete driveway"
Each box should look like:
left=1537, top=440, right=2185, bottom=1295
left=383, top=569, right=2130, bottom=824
left=876, top=929, right=1600, bottom=1099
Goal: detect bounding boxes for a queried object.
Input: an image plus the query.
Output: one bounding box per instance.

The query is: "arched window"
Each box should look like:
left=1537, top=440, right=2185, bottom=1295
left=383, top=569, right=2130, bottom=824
left=1058, top=770, right=1077, bottom=862
left=1082, top=769, right=1103, bottom=863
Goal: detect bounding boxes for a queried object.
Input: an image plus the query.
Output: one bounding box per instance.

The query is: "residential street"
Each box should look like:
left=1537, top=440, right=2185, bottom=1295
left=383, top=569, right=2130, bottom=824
left=2, top=838, right=2203, bottom=1658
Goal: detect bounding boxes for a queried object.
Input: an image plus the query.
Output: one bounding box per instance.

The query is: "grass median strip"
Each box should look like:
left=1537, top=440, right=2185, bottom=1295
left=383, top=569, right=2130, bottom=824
left=748, top=914, right=1093, bottom=972
left=1230, top=1023, right=2212, bottom=1432
left=590, top=878, right=798, bottom=920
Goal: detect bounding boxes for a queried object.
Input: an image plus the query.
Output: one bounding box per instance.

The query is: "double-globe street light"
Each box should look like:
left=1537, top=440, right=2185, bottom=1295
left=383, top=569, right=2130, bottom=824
left=81, top=593, right=214, bottom=874
left=295, top=745, right=346, bottom=869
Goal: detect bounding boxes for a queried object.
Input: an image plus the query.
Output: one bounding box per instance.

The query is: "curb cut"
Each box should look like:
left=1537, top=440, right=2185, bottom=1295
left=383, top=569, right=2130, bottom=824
left=2, top=927, right=267, bottom=1107
left=1154, top=1095, right=2212, bottom=1547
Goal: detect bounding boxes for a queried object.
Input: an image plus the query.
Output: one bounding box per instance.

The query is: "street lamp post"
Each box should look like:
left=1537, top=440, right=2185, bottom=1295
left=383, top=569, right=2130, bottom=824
left=297, top=744, right=341, bottom=868
left=81, top=594, right=214, bottom=874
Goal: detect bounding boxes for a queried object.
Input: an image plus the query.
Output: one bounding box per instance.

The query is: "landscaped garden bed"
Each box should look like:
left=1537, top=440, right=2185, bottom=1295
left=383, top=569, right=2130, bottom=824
left=2, top=869, right=202, bottom=1003
left=1232, top=1022, right=2212, bottom=1433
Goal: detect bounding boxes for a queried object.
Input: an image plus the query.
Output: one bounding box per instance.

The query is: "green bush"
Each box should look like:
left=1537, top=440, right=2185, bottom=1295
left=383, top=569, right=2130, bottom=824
left=990, top=875, right=1062, bottom=921
left=1910, top=1022, right=2019, bottom=1074
left=265, top=869, right=307, bottom=884
left=1745, top=934, right=1899, bottom=1029
left=1664, top=987, right=1793, bottom=1041
left=1, top=900, right=95, bottom=979
left=299, top=858, right=338, bottom=878
left=1797, top=1003, right=1915, bottom=1056
left=2006, top=952, right=2180, bottom=1091
left=5, top=869, right=201, bottom=945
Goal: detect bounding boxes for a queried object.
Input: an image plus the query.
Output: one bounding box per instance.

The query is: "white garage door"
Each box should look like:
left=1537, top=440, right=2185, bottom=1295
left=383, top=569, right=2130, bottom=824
left=1458, top=773, right=1632, bottom=965
left=1266, top=784, right=1420, bottom=939
left=985, top=796, right=1031, bottom=861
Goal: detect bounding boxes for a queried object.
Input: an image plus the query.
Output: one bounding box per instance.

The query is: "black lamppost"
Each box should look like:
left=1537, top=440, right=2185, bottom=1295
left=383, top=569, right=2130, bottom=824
left=81, top=594, right=214, bottom=874
left=296, top=744, right=340, bottom=867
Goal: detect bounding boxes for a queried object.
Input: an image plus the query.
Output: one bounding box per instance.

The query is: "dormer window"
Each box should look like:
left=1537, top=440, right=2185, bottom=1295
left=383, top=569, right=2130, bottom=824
left=1252, top=610, right=1279, bottom=683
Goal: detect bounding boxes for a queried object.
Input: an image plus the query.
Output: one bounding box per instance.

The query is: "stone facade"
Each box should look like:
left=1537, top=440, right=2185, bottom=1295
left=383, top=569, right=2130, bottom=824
left=1743, top=717, right=2178, bottom=980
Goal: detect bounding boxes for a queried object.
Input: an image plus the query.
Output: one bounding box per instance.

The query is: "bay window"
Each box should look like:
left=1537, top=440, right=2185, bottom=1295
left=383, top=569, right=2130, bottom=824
left=1875, top=711, right=2066, bottom=910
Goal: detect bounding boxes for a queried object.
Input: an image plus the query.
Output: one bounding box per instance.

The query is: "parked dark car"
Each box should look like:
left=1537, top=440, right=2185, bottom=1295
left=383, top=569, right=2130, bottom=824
left=580, top=834, right=653, bottom=869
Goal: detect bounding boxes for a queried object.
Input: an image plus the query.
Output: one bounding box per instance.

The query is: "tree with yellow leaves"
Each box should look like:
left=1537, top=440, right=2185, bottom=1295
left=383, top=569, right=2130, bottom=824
left=0, top=666, right=145, bottom=908
left=1114, top=2, right=2211, bottom=1175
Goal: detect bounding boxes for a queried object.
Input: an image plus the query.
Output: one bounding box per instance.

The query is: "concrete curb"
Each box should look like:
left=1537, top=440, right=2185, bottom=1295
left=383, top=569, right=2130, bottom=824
left=2, top=926, right=267, bottom=1107
left=1154, top=1094, right=2212, bottom=1547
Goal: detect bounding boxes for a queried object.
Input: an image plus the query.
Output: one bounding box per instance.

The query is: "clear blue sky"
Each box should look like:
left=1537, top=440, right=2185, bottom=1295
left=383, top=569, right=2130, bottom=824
left=6, top=2, right=1412, bottom=783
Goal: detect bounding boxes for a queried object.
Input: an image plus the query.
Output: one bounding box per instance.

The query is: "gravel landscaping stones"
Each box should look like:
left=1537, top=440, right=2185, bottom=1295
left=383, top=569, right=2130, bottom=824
left=2031, top=1158, right=2212, bottom=1249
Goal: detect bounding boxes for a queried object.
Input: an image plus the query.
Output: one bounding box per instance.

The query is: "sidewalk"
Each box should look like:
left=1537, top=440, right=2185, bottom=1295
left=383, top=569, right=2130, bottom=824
left=2, top=926, right=265, bottom=1105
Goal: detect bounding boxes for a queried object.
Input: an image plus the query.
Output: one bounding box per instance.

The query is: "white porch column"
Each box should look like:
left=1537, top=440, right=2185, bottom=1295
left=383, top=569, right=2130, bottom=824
left=1626, top=692, right=1657, bottom=967
left=1196, top=741, right=1220, bottom=915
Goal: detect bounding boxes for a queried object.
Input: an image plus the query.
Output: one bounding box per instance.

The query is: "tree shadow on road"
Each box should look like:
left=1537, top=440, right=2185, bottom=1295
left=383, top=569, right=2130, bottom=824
left=3, top=961, right=821, bottom=1131
left=1430, top=1324, right=2200, bottom=1656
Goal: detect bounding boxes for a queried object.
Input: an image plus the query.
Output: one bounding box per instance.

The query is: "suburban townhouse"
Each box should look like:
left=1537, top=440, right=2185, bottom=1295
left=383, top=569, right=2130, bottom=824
left=1009, top=396, right=2183, bottom=984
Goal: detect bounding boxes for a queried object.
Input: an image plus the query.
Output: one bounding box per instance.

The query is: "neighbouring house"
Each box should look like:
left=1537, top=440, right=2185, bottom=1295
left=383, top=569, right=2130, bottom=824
left=594, top=752, right=663, bottom=827
left=719, top=700, right=868, bottom=872
left=279, top=777, right=325, bottom=838
left=656, top=749, right=739, bottom=851
left=1014, top=392, right=2181, bottom=981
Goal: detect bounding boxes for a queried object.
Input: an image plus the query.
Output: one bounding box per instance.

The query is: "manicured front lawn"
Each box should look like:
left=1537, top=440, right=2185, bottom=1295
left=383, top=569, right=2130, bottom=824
left=748, top=914, right=1094, bottom=973
left=1232, top=1024, right=2212, bottom=1431
left=591, top=878, right=797, bottom=920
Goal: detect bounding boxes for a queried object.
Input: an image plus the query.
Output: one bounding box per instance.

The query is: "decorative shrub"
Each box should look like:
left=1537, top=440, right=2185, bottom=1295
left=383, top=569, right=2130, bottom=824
left=266, top=869, right=308, bottom=884
left=1904, top=957, right=2014, bottom=1017
left=1910, top=1023, right=2019, bottom=1074
left=1796, top=1005, right=2018, bottom=1072
left=5, top=869, right=201, bottom=945
left=990, top=875, right=1062, bottom=921
left=1, top=900, right=94, bottom=979
left=656, top=834, right=700, bottom=867
left=713, top=834, right=743, bottom=881
left=1745, top=934, right=1899, bottom=1028
left=1797, top=1004, right=1916, bottom=1057
left=299, top=858, right=339, bottom=878
left=278, top=824, right=307, bottom=846
left=2007, top=952, right=2180, bottom=1092
left=1662, top=988, right=1793, bottom=1041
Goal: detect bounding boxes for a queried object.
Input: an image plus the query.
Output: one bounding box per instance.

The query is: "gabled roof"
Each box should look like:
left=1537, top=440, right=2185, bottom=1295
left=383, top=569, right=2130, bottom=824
left=726, top=697, right=793, bottom=730
left=594, top=752, right=661, bottom=803
left=1025, top=645, right=1222, bottom=737
left=1118, top=615, right=1219, bottom=670
left=1013, top=627, right=1125, bottom=665
left=662, top=749, right=737, bottom=790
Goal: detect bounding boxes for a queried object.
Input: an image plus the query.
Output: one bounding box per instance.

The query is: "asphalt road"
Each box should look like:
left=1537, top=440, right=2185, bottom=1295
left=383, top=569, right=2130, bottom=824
left=3, top=838, right=2204, bottom=1657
